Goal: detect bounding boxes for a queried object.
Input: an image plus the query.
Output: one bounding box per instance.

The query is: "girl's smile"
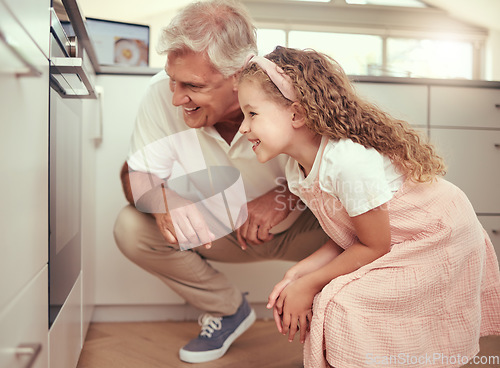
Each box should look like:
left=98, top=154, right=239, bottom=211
left=249, top=138, right=261, bottom=151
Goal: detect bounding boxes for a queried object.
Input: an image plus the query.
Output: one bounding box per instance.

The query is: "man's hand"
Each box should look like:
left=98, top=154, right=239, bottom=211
left=153, top=212, right=178, bottom=244
left=236, top=186, right=299, bottom=250
left=121, top=161, right=215, bottom=249
left=153, top=187, right=215, bottom=249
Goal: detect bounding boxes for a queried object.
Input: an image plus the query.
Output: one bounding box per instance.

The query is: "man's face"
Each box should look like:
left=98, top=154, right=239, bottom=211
left=165, top=51, right=240, bottom=129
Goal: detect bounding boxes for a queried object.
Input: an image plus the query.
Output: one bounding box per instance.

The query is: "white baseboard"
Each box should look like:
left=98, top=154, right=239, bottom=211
left=91, top=302, right=274, bottom=323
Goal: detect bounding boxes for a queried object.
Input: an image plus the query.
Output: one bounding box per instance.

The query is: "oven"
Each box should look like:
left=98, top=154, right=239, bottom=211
left=48, top=2, right=94, bottom=326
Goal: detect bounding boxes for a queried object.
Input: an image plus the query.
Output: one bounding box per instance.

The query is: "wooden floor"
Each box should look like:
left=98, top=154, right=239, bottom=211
left=76, top=320, right=304, bottom=368
left=77, top=320, right=500, bottom=368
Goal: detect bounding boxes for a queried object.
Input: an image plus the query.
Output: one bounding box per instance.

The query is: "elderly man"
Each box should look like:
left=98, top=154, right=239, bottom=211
left=114, top=0, right=327, bottom=363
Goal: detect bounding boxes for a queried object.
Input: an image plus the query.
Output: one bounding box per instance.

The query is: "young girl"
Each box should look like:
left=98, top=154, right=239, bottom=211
left=238, top=47, right=500, bottom=368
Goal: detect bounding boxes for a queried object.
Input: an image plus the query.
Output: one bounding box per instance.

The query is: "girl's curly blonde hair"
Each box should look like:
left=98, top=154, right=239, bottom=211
left=240, top=46, right=446, bottom=182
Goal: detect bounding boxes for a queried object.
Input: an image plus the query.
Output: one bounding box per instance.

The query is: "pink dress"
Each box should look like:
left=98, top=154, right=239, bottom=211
left=292, top=153, right=500, bottom=367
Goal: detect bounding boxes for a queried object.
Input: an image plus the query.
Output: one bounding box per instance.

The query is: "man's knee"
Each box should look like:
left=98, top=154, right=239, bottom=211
left=113, top=205, right=151, bottom=259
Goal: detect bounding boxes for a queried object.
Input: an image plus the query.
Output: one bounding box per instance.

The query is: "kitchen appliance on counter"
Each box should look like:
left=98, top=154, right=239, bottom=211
left=85, top=17, right=150, bottom=67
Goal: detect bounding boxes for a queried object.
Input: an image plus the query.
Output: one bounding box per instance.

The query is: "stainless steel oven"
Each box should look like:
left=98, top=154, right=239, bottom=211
left=48, top=3, right=94, bottom=327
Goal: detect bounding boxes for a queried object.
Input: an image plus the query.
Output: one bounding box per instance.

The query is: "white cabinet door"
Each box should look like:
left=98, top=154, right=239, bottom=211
left=430, top=129, right=500, bottom=214
left=430, top=86, right=500, bottom=129
left=2, top=0, right=51, bottom=58
left=355, top=83, right=428, bottom=128
left=0, top=266, right=48, bottom=368
left=0, top=0, right=49, bottom=309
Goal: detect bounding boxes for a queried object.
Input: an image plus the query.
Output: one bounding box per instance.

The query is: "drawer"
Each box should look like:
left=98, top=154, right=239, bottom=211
left=2, top=0, right=51, bottom=58
left=49, top=274, right=82, bottom=368
left=430, top=86, right=500, bottom=128
left=0, top=266, right=48, bottom=368
left=430, top=128, right=500, bottom=214
left=355, top=83, right=428, bottom=128
left=477, top=216, right=500, bottom=267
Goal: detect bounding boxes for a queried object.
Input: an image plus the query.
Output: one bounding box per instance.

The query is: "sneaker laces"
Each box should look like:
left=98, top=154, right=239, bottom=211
left=198, top=314, right=222, bottom=338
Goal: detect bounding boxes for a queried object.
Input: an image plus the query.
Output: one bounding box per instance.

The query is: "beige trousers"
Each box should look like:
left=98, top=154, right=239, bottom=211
left=113, top=205, right=328, bottom=316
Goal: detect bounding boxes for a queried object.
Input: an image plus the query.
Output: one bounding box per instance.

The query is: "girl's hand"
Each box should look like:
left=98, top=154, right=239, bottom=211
left=275, top=277, right=317, bottom=344
left=267, top=269, right=301, bottom=309
left=268, top=277, right=293, bottom=334
left=267, top=276, right=294, bottom=309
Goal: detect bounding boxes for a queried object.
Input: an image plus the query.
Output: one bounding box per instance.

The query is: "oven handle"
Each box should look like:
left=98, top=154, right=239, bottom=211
left=50, top=56, right=96, bottom=99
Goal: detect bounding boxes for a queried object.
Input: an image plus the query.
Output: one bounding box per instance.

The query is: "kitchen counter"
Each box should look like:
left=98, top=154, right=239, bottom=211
left=351, top=75, right=500, bottom=89
left=96, top=65, right=500, bottom=89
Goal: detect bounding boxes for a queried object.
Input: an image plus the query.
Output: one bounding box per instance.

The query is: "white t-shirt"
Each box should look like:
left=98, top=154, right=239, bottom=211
left=286, top=136, right=405, bottom=217
left=127, top=70, right=289, bottom=202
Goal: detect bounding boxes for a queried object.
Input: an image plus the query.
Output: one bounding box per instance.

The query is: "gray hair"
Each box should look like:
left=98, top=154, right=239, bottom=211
left=157, top=0, right=258, bottom=78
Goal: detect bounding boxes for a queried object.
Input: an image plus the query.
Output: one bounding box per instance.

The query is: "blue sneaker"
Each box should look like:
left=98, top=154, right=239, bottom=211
left=179, top=295, right=256, bottom=363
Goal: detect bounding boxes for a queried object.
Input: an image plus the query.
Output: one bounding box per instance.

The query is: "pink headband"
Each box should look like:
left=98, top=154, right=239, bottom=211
left=244, top=54, right=297, bottom=101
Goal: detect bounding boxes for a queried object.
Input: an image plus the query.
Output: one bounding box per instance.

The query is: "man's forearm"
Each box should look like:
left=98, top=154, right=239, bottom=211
left=120, top=161, right=169, bottom=213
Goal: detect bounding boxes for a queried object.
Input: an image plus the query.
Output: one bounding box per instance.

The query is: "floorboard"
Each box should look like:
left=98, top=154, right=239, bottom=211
left=77, top=320, right=304, bottom=368
left=77, top=320, right=500, bottom=368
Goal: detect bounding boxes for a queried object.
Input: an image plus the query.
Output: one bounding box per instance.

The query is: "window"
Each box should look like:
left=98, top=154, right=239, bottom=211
left=386, top=38, right=474, bottom=79
left=249, top=0, right=485, bottom=80
left=256, top=28, right=477, bottom=79
left=345, top=0, right=425, bottom=7
left=288, top=31, right=382, bottom=75
left=256, top=29, right=286, bottom=56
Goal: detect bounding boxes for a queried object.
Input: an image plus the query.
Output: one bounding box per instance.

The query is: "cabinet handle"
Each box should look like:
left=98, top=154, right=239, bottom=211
left=495, top=104, right=500, bottom=108
left=492, top=229, right=498, bottom=235
left=0, top=30, right=42, bottom=77
left=16, top=343, right=42, bottom=368
left=495, top=144, right=500, bottom=149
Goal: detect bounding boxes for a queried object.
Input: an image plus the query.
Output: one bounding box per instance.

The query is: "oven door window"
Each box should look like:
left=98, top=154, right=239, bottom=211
left=49, top=87, right=82, bottom=327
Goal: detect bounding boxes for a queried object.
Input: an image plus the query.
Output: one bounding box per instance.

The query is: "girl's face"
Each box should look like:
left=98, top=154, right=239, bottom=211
left=238, top=79, right=296, bottom=163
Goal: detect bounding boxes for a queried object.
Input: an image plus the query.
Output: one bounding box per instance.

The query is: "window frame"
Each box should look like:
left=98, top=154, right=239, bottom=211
left=246, top=0, right=488, bottom=79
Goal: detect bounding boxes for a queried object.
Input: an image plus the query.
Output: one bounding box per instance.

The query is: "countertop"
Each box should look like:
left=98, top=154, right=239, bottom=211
left=97, top=65, right=500, bottom=89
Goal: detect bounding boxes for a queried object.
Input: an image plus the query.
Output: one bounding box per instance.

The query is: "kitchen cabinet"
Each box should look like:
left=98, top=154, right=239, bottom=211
left=429, top=86, right=500, bottom=129
left=428, top=85, right=500, bottom=263
left=0, top=0, right=50, bottom=367
left=429, top=129, right=500, bottom=214
left=0, top=0, right=50, bottom=311
left=343, top=79, right=500, bottom=265
left=428, top=86, right=500, bottom=215
left=355, top=82, right=429, bottom=129
left=0, top=267, right=48, bottom=368
left=3, top=0, right=50, bottom=59
left=1, top=0, right=97, bottom=367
